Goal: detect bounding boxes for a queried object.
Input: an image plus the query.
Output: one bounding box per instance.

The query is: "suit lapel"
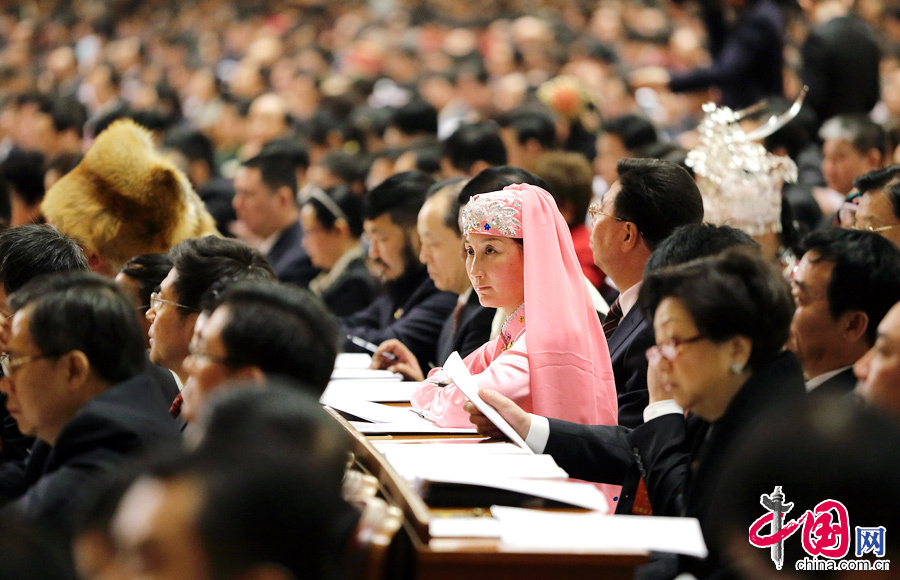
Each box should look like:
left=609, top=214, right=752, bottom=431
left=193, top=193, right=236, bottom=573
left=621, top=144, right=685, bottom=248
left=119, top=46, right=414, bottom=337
left=608, top=308, right=647, bottom=359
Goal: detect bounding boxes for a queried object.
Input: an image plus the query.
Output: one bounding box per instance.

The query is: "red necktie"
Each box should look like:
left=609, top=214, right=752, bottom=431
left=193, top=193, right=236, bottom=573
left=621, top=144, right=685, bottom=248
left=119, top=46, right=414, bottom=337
left=602, top=297, right=623, bottom=339
left=169, top=393, right=184, bottom=418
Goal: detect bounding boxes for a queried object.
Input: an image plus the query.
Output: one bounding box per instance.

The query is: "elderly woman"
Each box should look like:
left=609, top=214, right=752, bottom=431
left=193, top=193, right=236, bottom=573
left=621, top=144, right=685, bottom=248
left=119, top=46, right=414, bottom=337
left=409, top=183, right=619, bottom=429
left=467, top=247, right=804, bottom=577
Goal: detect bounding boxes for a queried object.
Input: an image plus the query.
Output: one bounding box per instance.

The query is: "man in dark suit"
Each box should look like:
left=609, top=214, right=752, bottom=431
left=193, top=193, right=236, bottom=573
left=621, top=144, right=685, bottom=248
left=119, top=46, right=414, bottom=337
left=233, top=150, right=319, bottom=286
left=0, top=273, right=182, bottom=538
left=589, top=159, right=703, bottom=428
left=800, top=0, right=880, bottom=127
left=372, top=179, right=494, bottom=379
left=342, top=172, right=457, bottom=371
left=788, top=228, right=900, bottom=397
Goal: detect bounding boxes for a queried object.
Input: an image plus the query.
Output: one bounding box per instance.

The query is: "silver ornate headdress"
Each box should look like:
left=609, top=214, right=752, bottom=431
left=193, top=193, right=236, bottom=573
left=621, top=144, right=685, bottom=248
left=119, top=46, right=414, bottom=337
left=687, top=88, right=806, bottom=236
left=461, top=190, right=524, bottom=238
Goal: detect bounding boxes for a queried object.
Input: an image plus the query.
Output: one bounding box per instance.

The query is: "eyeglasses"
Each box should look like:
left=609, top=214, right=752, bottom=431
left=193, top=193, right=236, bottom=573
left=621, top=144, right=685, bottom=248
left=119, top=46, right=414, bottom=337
left=187, top=344, right=231, bottom=366
left=645, top=334, right=705, bottom=362
left=588, top=203, right=624, bottom=225
left=0, top=352, right=57, bottom=376
left=857, top=223, right=900, bottom=234
left=149, top=292, right=196, bottom=312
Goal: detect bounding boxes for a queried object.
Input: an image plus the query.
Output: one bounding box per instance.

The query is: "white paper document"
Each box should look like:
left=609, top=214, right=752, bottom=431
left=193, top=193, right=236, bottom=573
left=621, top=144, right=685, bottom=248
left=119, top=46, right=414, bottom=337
left=322, top=380, right=420, bottom=403
left=429, top=517, right=502, bottom=538
left=330, top=368, right=402, bottom=381
left=350, top=421, right=478, bottom=435
left=321, top=396, right=420, bottom=423
left=421, top=475, right=608, bottom=512
left=442, top=351, right=533, bottom=454
left=334, top=352, right=373, bottom=370
left=491, top=507, right=708, bottom=558
left=387, top=452, right=568, bottom=481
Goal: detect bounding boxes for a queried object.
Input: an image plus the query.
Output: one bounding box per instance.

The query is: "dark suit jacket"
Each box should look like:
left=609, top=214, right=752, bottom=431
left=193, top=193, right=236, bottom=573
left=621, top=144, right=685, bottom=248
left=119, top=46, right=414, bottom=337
left=434, top=291, right=495, bottom=367
left=342, top=268, right=456, bottom=371
left=5, top=374, right=183, bottom=536
left=808, top=367, right=857, bottom=399
left=607, top=307, right=656, bottom=429
left=320, top=256, right=381, bottom=317
left=668, top=0, right=784, bottom=109
left=801, top=15, right=880, bottom=126
left=546, top=352, right=805, bottom=578
left=267, top=220, right=320, bottom=287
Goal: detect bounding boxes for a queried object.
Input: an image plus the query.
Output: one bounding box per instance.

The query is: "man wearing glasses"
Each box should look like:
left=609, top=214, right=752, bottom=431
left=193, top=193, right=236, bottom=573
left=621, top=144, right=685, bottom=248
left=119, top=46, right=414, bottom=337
left=145, top=237, right=274, bottom=419
left=587, top=158, right=703, bottom=428
left=854, top=165, right=900, bottom=247
left=0, top=273, right=181, bottom=536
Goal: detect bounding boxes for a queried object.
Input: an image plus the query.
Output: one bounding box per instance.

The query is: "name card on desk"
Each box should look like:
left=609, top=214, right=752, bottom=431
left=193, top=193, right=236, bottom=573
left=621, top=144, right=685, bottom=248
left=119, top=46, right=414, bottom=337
left=492, top=507, right=708, bottom=558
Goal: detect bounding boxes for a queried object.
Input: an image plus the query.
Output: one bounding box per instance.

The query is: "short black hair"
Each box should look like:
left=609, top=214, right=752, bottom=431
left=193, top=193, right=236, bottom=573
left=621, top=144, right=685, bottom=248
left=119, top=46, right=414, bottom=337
left=215, top=280, right=340, bottom=392
left=163, top=128, right=217, bottom=176
left=302, top=185, right=365, bottom=237
left=362, top=170, right=434, bottom=229
left=242, top=151, right=298, bottom=195
left=855, top=165, right=900, bottom=220
left=320, top=151, right=371, bottom=191
left=442, top=121, right=508, bottom=173
left=458, top=166, right=551, bottom=205
left=601, top=114, right=658, bottom=152
left=119, top=253, right=173, bottom=311
left=390, top=99, right=438, bottom=136
left=639, top=248, right=794, bottom=370
left=256, top=138, right=310, bottom=171
left=645, top=223, right=758, bottom=274
left=9, top=272, right=146, bottom=384
left=614, top=158, right=705, bottom=250
left=496, top=107, right=557, bottom=149
left=144, top=444, right=356, bottom=580
left=0, top=148, right=45, bottom=206
left=819, top=113, right=887, bottom=157
left=0, top=225, right=88, bottom=294
left=170, top=237, right=275, bottom=313
left=799, top=228, right=900, bottom=345
left=194, top=384, right=350, bottom=490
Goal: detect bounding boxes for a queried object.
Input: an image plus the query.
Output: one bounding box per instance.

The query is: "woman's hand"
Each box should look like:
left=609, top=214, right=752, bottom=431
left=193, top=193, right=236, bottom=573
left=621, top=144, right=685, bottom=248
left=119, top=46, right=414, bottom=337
left=462, top=389, right=532, bottom=440
left=629, top=67, right=671, bottom=90
left=646, top=354, right=676, bottom=405
left=369, top=339, right=425, bottom=382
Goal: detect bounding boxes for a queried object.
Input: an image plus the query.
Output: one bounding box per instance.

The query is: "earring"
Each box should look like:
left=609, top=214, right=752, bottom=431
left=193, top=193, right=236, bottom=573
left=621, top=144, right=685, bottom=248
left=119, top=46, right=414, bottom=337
left=730, top=361, right=743, bottom=375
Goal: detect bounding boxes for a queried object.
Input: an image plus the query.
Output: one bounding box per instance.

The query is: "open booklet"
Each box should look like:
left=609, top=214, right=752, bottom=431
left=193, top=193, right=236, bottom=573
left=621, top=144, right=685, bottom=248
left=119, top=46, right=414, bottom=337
left=442, top=351, right=534, bottom=454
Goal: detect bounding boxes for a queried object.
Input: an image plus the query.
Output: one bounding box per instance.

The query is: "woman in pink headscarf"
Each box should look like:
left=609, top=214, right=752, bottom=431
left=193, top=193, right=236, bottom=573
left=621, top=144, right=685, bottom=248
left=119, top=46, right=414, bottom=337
left=410, top=183, right=618, bottom=428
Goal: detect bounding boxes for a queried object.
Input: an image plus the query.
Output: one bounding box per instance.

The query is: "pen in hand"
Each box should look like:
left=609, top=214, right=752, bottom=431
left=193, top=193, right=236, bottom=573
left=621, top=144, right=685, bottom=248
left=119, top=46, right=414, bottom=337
left=347, top=335, right=399, bottom=361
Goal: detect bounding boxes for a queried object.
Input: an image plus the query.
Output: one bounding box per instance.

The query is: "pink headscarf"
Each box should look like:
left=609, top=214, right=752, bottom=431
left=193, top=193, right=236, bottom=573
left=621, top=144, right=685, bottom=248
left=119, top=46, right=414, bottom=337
left=463, top=184, right=618, bottom=426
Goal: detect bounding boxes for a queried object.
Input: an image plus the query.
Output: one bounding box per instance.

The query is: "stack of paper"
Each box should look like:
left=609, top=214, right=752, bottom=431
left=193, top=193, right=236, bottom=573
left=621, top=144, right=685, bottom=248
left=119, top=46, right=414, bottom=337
left=492, top=507, right=708, bottom=557
left=330, top=368, right=402, bottom=381
left=321, top=380, right=420, bottom=403
left=334, top=352, right=374, bottom=369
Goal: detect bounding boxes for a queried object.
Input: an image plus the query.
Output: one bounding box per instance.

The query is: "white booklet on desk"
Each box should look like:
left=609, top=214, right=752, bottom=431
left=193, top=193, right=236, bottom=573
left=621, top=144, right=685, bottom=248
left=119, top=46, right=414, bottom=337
left=442, top=351, right=533, bottom=454
left=322, top=380, right=420, bottom=403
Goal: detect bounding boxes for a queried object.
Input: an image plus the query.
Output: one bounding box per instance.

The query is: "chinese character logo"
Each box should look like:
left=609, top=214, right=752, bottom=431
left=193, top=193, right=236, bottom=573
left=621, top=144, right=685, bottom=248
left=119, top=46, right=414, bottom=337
left=856, top=527, right=886, bottom=558
left=749, top=487, right=854, bottom=567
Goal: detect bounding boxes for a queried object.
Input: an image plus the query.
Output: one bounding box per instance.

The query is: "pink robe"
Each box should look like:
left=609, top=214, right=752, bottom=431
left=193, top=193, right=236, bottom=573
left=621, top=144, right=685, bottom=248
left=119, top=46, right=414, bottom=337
left=411, top=313, right=527, bottom=427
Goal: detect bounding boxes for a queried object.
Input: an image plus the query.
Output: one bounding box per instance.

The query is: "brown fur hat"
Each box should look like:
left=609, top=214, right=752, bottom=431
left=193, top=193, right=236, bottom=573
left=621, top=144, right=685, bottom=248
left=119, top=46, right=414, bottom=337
left=41, top=119, right=219, bottom=272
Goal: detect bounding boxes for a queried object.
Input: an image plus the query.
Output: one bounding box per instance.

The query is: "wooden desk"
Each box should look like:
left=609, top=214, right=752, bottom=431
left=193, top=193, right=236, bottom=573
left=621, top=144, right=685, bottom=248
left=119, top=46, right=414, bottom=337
left=327, top=408, right=647, bottom=580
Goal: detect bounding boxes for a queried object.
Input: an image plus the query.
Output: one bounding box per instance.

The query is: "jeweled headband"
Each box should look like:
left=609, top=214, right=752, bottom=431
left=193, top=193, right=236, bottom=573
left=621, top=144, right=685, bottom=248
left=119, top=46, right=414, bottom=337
left=461, top=190, right=524, bottom=238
